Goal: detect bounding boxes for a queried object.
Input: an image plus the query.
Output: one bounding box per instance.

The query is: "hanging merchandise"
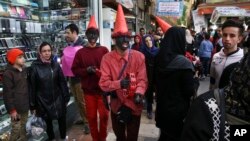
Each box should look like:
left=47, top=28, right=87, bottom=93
left=16, top=7, right=27, bottom=19
left=9, top=6, right=18, bottom=18
left=0, top=3, right=10, bottom=17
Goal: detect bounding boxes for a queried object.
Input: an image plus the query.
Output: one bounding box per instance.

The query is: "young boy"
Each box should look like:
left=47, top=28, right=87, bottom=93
left=3, top=48, right=29, bottom=141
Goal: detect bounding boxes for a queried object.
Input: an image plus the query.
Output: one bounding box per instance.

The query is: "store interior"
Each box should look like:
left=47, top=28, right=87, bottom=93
left=0, top=0, right=90, bottom=138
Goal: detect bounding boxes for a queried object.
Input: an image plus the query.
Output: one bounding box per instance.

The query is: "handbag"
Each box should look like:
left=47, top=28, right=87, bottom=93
left=117, top=105, right=132, bottom=124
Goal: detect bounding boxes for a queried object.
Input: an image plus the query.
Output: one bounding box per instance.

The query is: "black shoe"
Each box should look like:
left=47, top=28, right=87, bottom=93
left=147, top=112, right=153, bottom=119
left=83, top=124, right=90, bottom=134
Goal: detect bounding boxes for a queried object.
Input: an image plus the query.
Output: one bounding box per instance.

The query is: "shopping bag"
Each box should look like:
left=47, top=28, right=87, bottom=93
left=26, top=114, right=47, bottom=138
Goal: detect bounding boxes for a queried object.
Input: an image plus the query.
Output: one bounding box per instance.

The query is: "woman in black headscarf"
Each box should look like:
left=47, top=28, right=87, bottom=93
left=155, top=27, right=196, bottom=141
left=140, top=34, right=159, bottom=119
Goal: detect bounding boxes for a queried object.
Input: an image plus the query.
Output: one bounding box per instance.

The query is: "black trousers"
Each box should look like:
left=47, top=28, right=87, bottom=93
left=145, top=83, right=154, bottom=113
left=111, top=111, right=141, bottom=141
left=44, top=115, right=66, bottom=140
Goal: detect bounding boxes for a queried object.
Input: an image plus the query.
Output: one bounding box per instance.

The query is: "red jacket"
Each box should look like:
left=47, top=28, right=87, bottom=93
left=99, top=49, right=148, bottom=115
left=72, top=46, right=109, bottom=94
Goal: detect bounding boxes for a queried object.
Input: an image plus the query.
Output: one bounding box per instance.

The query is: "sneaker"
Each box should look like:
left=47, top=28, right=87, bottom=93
left=83, top=124, right=90, bottom=134
left=147, top=112, right=153, bottom=119
left=199, top=76, right=206, bottom=81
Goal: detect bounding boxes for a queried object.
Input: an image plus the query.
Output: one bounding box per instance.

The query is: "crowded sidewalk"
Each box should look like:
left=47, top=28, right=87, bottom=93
left=63, top=78, right=209, bottom=141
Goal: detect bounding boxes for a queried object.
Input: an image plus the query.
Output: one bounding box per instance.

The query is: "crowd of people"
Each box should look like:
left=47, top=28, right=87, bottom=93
left=2, top=3, right=250, bottom=141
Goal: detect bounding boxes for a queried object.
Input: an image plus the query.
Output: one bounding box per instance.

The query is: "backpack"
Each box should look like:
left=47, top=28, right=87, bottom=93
left=213, top=88, right=249, bottom=141
left=225, top=52, right=250, bottom=121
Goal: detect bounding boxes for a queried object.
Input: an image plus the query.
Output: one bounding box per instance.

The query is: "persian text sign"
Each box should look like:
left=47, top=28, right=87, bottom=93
left=156, top=0, right=183, bottom=17
left=158, top=2, right=179, bottom=13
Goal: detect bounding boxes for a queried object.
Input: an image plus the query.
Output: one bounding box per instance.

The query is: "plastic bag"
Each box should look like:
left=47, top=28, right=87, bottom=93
left=26, top=114, right=47, bottom=138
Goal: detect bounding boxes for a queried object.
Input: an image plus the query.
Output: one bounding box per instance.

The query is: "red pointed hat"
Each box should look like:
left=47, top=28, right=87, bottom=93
left=112, top=4, right=131, bottom=38
left=87, top=15, right=98, bottom=30
left=155, top=16, right=172, bottom=33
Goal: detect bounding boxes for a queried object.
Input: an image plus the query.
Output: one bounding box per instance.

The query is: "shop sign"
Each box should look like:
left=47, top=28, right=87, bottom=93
left=116, top=0, right=133, bottom=9
left=206, top=0, right=234, bottom=3
left=192, top=10, right=207, bottom=32
left=210, top=7, right=246, bottom=24
left=207, top=0, right=248, bottom=2
left=156, top=0, right=184, bottom=17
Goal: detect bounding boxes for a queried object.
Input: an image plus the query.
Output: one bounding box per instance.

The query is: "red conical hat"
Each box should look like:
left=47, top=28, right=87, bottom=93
left=87, top=15, right=98, bottom=30
left=155, top=16, right=172, bottom=33
left=112, top=4, right=131, bottom=38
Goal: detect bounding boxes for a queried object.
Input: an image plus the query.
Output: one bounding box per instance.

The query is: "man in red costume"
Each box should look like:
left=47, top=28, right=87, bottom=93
left=72, top=16, right=109, bottom=141
left=99, top=4, right=148, bottom=141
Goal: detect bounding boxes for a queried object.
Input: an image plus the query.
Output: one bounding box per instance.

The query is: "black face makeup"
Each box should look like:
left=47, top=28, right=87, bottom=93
left=86, top=29, right=99, bottom=44
left=115, top=36, right=131, bottom=51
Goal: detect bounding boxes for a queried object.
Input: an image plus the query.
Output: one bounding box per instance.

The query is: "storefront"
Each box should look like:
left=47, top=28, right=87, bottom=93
left=0, top=0, right=91, bottom=139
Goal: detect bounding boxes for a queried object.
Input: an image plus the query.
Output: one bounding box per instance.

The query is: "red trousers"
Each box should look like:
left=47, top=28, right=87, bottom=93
left=84, top=94, right=109, bottom=141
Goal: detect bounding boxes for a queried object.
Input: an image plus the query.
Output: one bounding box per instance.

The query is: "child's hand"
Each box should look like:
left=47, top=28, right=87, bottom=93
left=10, top=111, right=18, bottom=121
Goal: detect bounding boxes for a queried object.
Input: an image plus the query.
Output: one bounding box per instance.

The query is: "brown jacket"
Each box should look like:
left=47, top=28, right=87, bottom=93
left=3, top=64, right=29, bottom=114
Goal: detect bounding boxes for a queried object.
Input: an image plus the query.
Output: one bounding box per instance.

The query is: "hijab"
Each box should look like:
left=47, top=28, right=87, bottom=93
left=132, top=34, right=142, bottom=51
left=156, top=27, right=186, bottom=69
left=140, top=34, right=159, bottom=58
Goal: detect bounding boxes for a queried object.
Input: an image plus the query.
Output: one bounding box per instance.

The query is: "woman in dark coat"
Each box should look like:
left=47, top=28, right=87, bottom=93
left=140, top=34, right=159, bottom=119
left=155, top=27, right=196, bottom=141
left=29, top=42, right=70, bottom=141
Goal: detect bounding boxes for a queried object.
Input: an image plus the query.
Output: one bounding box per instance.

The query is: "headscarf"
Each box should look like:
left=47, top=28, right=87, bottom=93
left=156, top=27, right=186, bottom=69
left=131, top=34, right=142, bottom=51
left=185, top=29, right=194, bottom=44
left=140, top=34, right=159, bottom=57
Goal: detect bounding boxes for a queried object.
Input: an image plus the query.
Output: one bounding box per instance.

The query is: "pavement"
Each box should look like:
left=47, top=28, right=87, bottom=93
left=38, top=78, right=210, bottom=141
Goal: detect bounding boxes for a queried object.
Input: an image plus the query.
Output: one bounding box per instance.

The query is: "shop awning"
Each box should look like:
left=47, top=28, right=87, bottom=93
left=197, top=1, right=250, bottom=15
left=210, top=6, right=247, bottom=24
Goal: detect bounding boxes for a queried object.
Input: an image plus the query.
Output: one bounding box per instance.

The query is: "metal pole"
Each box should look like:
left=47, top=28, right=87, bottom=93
left=98, top=0, right=103, bottom=45
left=93, top=0, right=98, bottom=24
left=135, top=0, right=138, bottom=33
